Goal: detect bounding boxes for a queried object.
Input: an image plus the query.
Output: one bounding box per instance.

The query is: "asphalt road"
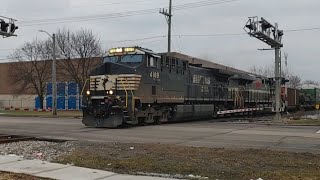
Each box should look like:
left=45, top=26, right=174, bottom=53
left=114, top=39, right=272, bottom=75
left=0, top=116, right=319, bottom=153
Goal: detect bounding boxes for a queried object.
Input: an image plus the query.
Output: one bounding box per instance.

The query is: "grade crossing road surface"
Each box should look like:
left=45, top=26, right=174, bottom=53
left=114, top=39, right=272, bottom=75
left=0, top=116, right=319, bottom=153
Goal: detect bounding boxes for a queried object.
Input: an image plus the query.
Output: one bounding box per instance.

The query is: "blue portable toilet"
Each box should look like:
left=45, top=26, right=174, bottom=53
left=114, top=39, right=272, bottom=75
left=68, top=82, right=78, bottom=96
left=47, top=83, right=53, bottom=95
left=35, top=96, right=41, bottom=109
left=57, top=97, right=66, bottom=110
left=68, top=96, right=77, bottom=110
left=46, top=96, right=52, bottom=109
left=57, top=83, right=66, bottom=96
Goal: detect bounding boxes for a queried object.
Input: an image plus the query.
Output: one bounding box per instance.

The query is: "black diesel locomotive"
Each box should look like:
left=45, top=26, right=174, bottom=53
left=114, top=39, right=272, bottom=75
left=82, top=47, right=274, bottom=128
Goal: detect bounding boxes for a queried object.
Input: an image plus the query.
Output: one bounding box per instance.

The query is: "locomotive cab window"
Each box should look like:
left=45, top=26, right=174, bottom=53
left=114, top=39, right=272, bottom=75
left=182, top=61, right=187, bottom=74
left=104, top=54, right=143, bottom=66
left=121, top=55, right=143, bottom=63
left=160, top=58, right=164, bottom=71
left=171, top=59, right=176, bottom=69
left=104, top=56, right=118, bottom=63
left=165, top=57, right=170, bottom=68
left=147, top=55, right=158, bottom=68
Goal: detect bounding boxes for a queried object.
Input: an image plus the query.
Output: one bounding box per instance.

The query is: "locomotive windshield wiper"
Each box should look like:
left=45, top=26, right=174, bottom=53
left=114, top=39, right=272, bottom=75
left=130, top=52, right=138, bottom=57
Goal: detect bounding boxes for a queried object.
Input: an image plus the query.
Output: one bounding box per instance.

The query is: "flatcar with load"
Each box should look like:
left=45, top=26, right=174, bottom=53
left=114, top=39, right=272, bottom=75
left=82, top=47, right=274, bottom=128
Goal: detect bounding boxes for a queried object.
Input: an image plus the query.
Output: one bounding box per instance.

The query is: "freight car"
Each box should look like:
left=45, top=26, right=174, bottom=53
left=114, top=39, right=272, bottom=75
left=300, top=87, right=320, bottom=110
left=82, top=47, right=275, bottom=128
left=281, top=86, right=300, bottom=112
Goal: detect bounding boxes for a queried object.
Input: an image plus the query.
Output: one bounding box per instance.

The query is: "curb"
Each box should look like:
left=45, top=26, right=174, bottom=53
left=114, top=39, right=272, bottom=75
left=0, top=108, right=51, bottom=112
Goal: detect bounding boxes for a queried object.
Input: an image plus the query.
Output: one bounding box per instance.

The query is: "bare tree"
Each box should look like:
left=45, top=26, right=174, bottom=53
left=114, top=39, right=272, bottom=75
left=249, top=64, right=274, bottom=77
left=288, top=75, right=302, bottom=89
left=249, top=64, right=302, bottom=88
left=55, top=28, right=103, bottom=97
left=303, top=80, right=319, bottom=86
left=9, top=40, right=52, bottom=109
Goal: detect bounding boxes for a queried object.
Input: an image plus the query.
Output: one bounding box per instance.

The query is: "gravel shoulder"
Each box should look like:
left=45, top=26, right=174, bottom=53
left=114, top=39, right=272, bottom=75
left=0, top=171, right=51, bottom=180
left=0, top=141, right=75, bottom=162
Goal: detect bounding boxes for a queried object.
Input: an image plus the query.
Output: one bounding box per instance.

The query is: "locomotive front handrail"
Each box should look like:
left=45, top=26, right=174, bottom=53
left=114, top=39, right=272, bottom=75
left=80, top=78, right=91, bottom=96
left=119, top=79, right=128, bottom=108
left=124, top=78, right=135, bottom=117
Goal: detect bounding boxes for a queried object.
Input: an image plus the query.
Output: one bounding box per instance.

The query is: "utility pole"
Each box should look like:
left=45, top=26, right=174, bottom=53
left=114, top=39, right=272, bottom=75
left=244, top=17, right=284, bottom=123
left=52, top=33, right=57, bottom=116
left=39, top=30, right=57, bottom=116
left=160, top=0, right=172, bottom=52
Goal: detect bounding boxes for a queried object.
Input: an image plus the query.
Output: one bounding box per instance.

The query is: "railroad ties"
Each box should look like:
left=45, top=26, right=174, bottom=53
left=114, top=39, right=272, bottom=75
left=0, top=134, right=34, bottom=144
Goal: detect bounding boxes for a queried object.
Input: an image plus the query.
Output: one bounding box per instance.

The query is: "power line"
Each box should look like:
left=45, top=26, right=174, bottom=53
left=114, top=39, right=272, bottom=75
left=0, top=48, right=15, bottom=51
left=138, top=39, right=165, bottom=46
left=2, top=25, right=319, bottom=58
left=111, top=35, right=166, bottom=43
left=108, top=26, right=320, bottom=44
left=19, top=0, right=239, bottom=26
left=173, top=0, right=237, bottom=10
left=172, top=9, right=182, bottom=53
left=175, top=32, right=246, bottom=37
left=286, top=27, right=320, bottom=32
left=71, top=0, right=163, bottom=9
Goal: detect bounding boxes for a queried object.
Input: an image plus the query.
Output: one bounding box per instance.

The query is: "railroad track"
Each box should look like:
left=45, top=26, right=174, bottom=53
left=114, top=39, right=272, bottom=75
left=0, top=134, right=34, bottom=144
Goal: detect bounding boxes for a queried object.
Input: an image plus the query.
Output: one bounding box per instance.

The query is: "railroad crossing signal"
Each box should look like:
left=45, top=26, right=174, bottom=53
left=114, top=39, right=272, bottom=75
left=0, top=16, right=18, bottom=38
left=244, top=17, right=283, bottom=48
left=244, top=16, right=284, bottom=123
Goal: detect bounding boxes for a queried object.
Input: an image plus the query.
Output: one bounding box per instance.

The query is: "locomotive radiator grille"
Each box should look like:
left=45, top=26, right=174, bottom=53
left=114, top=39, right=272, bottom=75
left=114, top=75, right=142, bottom=91
left=90, top=74, right=142, bottom=91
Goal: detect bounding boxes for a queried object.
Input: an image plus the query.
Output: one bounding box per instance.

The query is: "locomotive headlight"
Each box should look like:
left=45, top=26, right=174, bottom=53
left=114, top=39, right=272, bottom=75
left=86, top=90, right=91, bottom=96
left=109, top=90, right=114, bottom=95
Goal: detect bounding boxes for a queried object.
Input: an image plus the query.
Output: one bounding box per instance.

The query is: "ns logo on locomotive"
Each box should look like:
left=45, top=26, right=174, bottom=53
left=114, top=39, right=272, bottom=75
left=82, top=46, right=276, bottom=128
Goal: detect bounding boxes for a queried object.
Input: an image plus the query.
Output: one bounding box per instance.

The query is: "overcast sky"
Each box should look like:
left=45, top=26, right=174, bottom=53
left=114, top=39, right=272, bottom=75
left=0, top=0, right=319, bottom=81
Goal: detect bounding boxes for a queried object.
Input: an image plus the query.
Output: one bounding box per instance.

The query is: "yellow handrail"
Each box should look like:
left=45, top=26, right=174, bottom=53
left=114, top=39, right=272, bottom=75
left=119, top=79, right=128, bottom=108
left=80, top=78, right=91, bottom=97
left=125, top=78, right=135, bottom=116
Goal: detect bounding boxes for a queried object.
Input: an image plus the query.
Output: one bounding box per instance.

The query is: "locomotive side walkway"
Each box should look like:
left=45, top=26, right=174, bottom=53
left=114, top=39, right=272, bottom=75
left=0, top=155, right=178, bottom=180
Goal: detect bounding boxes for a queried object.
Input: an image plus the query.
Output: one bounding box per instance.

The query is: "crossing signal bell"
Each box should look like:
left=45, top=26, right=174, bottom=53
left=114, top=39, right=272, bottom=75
left=1, top=22, right=18, bottom=34
left=0, top=17, right=18, bottom=37
left=10, top=23, right=18, bottom=34
left=0, top=20, right=9, bottom=32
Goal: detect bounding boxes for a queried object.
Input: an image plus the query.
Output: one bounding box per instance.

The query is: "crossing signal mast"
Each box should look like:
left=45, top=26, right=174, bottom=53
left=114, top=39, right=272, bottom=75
left=244, top=16, right=284, bottom=122
left=0, top=16, right=18, bottom=38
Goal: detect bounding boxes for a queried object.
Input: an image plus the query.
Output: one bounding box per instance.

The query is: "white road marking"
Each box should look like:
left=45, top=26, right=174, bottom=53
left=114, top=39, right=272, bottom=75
left=317, top=130, right=320, bottom=134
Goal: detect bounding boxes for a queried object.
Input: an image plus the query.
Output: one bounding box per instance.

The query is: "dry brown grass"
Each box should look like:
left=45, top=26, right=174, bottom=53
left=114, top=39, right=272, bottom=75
left=57, top=142, right=320, bottom=180
left=0, top=171, right=51, bottom=180
left=287, top=119, right=320, bottom=126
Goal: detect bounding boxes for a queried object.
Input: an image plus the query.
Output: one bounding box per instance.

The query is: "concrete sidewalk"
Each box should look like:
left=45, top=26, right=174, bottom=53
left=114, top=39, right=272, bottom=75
left=0, top=155, right=179, bottom=180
